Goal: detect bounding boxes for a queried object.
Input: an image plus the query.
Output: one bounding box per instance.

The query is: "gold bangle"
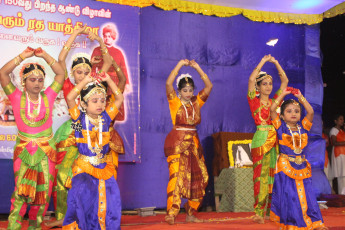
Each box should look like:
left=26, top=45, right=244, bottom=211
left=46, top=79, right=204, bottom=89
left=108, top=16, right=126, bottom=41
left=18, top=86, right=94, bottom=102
left=14, top=57, right=20, bottom=66
left=102, top=49, right=108, bottom=55
left=49, top=59, right=56, bottom=67
left=171, top=71, right=177, bottom=77
left=279, top=72, right=286, bottom=77
left=73, top=87, right=80, bottom=95
left=19, top=54, right=25, bottom=61
left=63, top=45, right=70, bottom=51
left=201, top=74, right=208, bottom=80
left=298, top=95, right=306, bottom=103
left=274, top=100, right=280, bottom=106
left=254, top=67, right=260, bottom=73
left=114, top=88, right=121, bottom=96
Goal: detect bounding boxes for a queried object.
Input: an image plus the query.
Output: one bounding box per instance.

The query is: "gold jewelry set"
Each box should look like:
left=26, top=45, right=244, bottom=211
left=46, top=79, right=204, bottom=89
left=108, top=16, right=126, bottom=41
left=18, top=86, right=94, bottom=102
left=299, top=95, right=306, bottom=103
left=78, top=154, right=110, bottom=166
left=63, top=45, right=70, bottom=51
left=73, top=87, right=80, bottom=95
left=14, top=55, right=24, bottom=66
left=83, top=86, right=106, bottom=102
left=101, top=47, right=108, bottom=55
left=72, top=57, right=91, bottom=72
left=114, top=88, right=121, bottom=96
left=201, top=74, right=208, bottom=80
left=280, top=154, right=306, bottom=165
left=258, top=100, right=271, bottom=125
left=21, top=64, right=45, bottom=87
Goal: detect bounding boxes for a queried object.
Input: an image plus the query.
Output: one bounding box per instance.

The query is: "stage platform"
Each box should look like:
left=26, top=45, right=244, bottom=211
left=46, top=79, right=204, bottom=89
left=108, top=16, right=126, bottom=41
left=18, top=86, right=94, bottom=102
left=0, top=207, right=345, bottom=229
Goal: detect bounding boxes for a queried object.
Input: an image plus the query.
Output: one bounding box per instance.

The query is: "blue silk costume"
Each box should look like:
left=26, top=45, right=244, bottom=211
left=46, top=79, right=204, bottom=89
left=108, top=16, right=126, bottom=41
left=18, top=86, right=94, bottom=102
left=62, top=102, right=121, bottom=230
left=270, top=116, right=325, bottom=229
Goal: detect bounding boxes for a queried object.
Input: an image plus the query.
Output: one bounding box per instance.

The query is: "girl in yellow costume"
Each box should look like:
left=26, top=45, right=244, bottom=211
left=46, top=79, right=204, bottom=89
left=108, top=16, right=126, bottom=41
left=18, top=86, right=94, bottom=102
left=164, top=59, right=212, bottom=225
left=247, top=55, right=288, bottom=224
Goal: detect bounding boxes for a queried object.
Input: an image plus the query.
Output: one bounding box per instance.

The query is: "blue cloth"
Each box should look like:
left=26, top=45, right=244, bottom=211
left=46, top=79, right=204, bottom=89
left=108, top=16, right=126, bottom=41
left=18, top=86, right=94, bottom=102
left=63, top=109, right=121, bottom=229
left=63, top=173, right=121, bottom=230
left=271, top=118, right=324, bottom=228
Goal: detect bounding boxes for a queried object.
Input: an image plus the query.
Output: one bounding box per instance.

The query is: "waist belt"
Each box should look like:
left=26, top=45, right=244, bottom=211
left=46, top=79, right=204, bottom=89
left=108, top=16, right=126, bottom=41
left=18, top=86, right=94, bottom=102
left=280, top=154, right=306, bottom=165
left=18, top=132, right=54, bottom=143
left=257, top=126, right=274, bottom=131
left=78, top=153, right=111, bottom=166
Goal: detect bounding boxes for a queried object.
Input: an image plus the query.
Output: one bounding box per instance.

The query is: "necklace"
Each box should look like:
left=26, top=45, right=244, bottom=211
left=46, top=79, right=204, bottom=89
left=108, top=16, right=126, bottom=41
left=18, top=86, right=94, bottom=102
left=258, top=100, right=271, bottom=125
left=286, top=123, right=302, bottom=154
left=181, top=100, right=195, bottom=121
left=26, top=92, right=41, bottom=124
left=85, top=114, right=103, bottom=156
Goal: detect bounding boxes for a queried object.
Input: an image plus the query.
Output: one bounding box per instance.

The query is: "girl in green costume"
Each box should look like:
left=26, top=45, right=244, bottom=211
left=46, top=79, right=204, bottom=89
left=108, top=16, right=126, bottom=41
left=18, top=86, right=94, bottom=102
left=247, top=55, right=288, bottom=224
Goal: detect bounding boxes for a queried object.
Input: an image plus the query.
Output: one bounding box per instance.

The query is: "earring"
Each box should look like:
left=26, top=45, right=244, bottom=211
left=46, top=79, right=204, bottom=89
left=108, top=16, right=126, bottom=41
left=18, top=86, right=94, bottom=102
left=178, top=92, right=181, bottom=99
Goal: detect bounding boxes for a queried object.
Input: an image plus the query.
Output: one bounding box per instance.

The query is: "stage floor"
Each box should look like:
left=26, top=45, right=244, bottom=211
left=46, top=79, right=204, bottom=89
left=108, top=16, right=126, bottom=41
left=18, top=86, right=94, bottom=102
left=0, top=207, right=345, bottom=229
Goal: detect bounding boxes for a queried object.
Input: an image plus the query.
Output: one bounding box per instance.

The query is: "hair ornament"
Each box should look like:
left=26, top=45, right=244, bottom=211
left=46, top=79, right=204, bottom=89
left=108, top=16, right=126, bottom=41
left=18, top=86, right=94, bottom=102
left=20, top=63, right=45, bottom=86
left=176, top=73, right=192, bottom=88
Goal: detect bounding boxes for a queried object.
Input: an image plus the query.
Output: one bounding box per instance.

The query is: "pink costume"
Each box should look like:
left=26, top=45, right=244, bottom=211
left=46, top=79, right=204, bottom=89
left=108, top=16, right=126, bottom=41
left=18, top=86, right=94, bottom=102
left=3, top=80, right=62, bottom=230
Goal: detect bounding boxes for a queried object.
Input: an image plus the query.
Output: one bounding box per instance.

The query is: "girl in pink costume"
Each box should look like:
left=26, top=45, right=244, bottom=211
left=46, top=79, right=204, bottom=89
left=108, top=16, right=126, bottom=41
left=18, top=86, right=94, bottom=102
left=0, top=47, right=65, bottom=230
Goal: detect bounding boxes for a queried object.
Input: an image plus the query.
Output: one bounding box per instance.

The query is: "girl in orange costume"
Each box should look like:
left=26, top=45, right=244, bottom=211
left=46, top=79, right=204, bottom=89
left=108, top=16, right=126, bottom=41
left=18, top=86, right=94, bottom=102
left=164, top=59, right=212, bottom=225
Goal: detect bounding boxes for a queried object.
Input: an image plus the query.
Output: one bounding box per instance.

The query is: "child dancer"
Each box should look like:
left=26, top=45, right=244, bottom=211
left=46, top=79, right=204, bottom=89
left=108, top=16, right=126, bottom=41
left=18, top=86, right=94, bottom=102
left=247, top=55, right=288, bottom=223
left=62, top=72, right=123, bottom=230
left=270, top=88, right=327, bottom=230
left=164, top=59, right=212, bottom=224
left=0, top=47, right=64, bottom=229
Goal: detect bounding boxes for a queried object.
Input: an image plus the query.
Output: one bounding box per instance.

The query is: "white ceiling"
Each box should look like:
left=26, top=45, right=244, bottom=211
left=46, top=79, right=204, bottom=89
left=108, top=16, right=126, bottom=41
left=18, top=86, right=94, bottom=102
left=187, top=0, right=345, bottom=14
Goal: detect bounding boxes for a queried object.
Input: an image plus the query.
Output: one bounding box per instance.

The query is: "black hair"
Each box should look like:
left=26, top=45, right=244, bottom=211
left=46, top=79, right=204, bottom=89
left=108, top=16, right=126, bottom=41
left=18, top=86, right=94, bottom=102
left=177, top=77, right=195, bottom=90
left=280, top=99, right=302, bottom=116
left=80, top=81, right=108, bottom=104
left=23, top=63, right=45, bottom=77
left=256, top=73, right=271, bottom=86
left=334, top=114, right=344, bottom=121
left=72, top=57, right=92, bottom=70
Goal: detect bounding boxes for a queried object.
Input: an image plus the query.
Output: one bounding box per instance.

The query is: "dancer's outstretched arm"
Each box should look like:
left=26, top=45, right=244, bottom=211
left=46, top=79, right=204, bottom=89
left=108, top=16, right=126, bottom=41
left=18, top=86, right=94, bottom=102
left=270, top=88, right=291, bottom=120
left=269, top=56, right=288, bottom=90
left=294, top=89, right=314, bottom=122
left=166, top=59, right=189, bottom=94
left=189, top=60, right=212, bottom=95
left=58, top=24, right=88, bottom=72
left=248, top=55, right=271, bottom=92
left=0, top=47, right=34, bottom=88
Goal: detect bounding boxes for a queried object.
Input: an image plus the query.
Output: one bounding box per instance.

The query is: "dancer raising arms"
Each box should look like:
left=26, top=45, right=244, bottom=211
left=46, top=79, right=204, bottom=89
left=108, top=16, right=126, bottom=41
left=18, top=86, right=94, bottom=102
left=50, top=24, right=115, bottom=226
left=62, top=72, right=123, bottom=230
left=247, top=54, right=288, bottom=224
left=164, top=59, right=212, bottom=225
left=269, top=88, right=327, bottom=230
left=0, top=47, right=64, bottom=229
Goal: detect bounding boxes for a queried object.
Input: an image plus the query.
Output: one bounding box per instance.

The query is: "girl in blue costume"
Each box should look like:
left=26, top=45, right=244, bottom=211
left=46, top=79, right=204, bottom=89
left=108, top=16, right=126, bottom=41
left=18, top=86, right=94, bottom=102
left=62, top=71, right=123, bottom=230
left=270, top=88, right=327, bottom=230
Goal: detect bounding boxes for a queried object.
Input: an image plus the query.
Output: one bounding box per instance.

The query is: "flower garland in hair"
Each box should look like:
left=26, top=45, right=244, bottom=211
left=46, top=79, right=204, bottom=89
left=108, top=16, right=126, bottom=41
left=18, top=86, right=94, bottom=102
left=176, top=73, right=193, bottom=88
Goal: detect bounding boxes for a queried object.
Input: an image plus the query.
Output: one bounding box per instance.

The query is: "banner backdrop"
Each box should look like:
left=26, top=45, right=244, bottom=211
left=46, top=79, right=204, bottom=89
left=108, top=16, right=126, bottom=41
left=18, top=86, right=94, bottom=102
left=0, top=0, right=140, bottom=162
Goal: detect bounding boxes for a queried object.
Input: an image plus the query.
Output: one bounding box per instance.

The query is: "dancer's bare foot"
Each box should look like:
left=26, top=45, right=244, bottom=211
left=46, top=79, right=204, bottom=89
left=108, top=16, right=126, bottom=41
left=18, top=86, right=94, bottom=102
left=45, top=219, right=64, bottom=227
left=186, top=215, right=204, bottom=223
left=165, top=215, right=175, bottom=225
left=252, top=214, right=265, bottom=224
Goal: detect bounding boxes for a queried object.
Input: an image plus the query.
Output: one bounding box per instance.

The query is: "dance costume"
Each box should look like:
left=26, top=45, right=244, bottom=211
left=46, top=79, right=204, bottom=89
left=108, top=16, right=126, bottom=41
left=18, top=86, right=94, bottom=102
left=164, top=89, right=209, bottom=217
left=247, top=89, right=280, bottom=217
left=62, top=100, right=121, bottom=230
left=270, top=116, right=325, bottom=229
left=52, top=80, right=124, bottom=220
left=4, top=81, right=61, bottom=230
